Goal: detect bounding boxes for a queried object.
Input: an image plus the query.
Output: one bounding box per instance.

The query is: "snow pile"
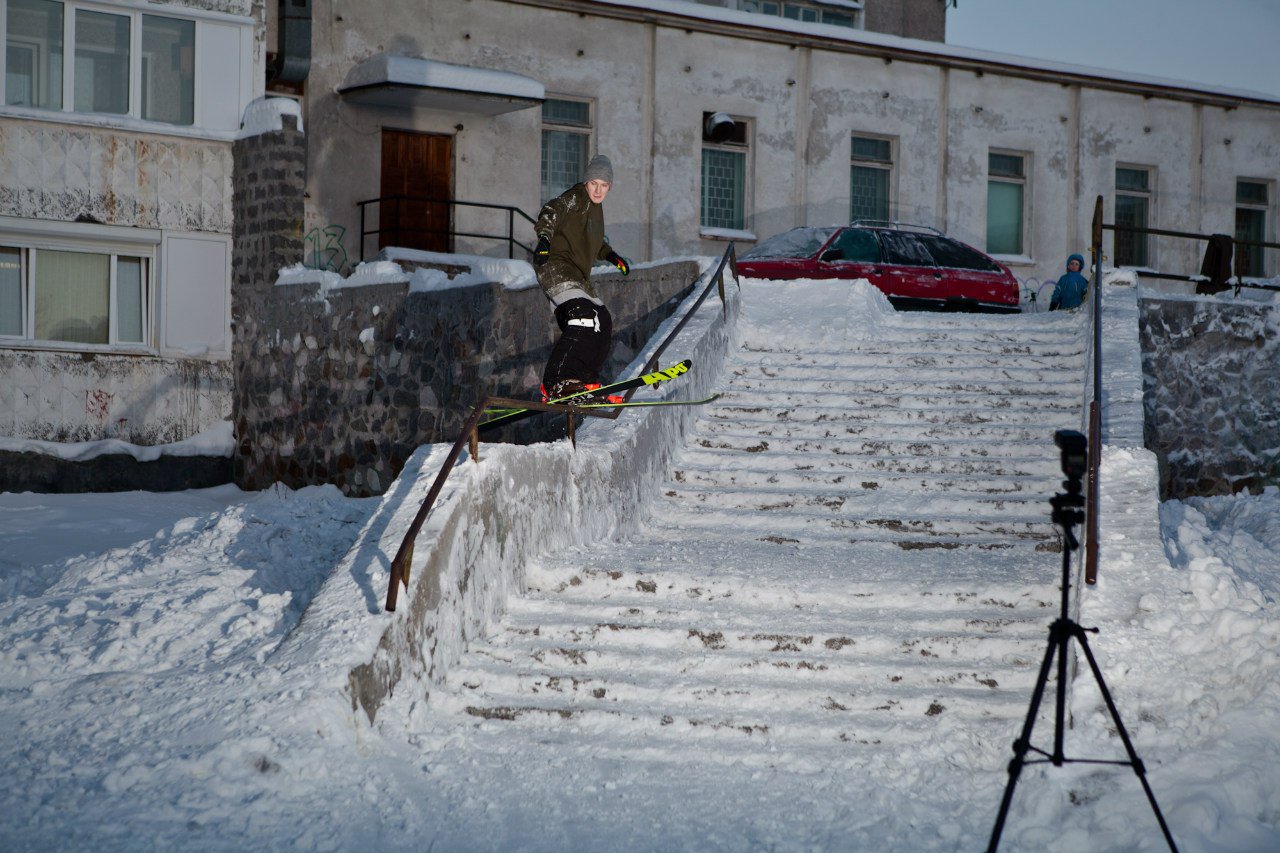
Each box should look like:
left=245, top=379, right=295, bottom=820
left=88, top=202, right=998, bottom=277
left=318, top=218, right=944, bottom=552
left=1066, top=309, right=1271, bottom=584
left=2, top=274, right=1279, bottom=851
left=239, top=96, right=304, bottom=136
left=0, top=420, right=234, bottom=461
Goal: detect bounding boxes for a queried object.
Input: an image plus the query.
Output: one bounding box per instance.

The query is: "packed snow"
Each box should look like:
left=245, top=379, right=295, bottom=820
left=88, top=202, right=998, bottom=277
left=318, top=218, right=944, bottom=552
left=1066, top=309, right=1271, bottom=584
left=1, top=275, right=1278, bottom=852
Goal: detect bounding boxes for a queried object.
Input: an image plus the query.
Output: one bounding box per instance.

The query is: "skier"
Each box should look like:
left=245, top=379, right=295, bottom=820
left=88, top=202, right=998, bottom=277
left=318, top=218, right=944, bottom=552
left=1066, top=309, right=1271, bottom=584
left=532, top=154, right=632, bottom=401
left=1050, top=253, right=1089, bottom=311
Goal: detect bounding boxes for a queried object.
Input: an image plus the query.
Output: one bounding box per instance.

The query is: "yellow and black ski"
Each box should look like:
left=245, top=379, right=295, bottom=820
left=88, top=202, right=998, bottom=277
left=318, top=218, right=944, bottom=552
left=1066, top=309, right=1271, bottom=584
left=478, top=360, right=693, bottom=432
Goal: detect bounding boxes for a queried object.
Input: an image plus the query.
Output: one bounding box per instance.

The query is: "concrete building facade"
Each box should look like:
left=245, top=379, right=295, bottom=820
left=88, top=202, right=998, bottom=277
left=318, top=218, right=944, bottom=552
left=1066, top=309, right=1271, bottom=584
left=295, top=0, right=1277, bottom=292
left=0, top=0, right=264, bottom=447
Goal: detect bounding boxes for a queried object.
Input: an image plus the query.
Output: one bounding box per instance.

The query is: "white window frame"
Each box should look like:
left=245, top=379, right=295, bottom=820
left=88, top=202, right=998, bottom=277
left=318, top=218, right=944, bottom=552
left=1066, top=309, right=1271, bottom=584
left=0, top=215, right=159, bottom=353
left=1, top=0, right=253, bottom=134
left=849, top=132, right=895, bottom=225
left=700, top=113, right=753, bottom=238
left=986, top=149, right=1030, bottom=261
left=1114, top=163, right=1156, bottom=270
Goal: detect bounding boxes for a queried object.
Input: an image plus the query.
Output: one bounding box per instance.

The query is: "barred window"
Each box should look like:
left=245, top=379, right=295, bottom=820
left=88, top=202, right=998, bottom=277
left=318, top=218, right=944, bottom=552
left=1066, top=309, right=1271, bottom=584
left=850, top=134, right=893, bottom=224
left=541, top=97, right=592, bottom=204
left=701, top=113, right=750, bottom=231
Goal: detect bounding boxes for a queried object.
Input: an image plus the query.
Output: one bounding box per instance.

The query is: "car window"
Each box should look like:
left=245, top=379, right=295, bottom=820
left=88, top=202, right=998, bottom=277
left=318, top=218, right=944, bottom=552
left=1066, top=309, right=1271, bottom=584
left=875, top=231, right=936, bottom=267
left=916, top=235, right=1003, bottom=272
left=741, top=227, right=839, bottom=260
left=827, top=228, right=881, bottom=263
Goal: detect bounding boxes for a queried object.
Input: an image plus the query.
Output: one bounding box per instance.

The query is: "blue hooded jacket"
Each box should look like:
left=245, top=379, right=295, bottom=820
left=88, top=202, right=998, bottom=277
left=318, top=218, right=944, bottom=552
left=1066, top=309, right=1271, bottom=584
left=1051, top=253, right=1089, bottom=310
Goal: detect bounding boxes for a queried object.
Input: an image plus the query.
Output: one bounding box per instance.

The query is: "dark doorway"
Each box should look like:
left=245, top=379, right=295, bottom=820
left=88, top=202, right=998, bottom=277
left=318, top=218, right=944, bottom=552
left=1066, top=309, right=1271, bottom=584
left=380, top=129, right=453, bottom=252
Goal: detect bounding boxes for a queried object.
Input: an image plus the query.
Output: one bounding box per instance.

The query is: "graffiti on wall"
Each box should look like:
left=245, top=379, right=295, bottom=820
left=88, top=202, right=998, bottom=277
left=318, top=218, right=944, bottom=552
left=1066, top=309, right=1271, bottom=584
left=304, top=225, right=349, bottom=272
left=86, top=389, right=113, bottom=420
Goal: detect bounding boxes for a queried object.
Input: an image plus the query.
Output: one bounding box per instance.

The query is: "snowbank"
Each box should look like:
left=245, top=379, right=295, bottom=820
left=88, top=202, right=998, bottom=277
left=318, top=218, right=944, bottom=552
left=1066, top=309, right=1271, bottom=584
left=0, top=420, right=234, bottom=462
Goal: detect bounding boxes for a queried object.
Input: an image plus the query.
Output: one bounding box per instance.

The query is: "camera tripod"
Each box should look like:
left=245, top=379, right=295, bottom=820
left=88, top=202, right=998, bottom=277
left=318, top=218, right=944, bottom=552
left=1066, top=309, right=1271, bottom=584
left=986, top=432, right=1178, bottom=852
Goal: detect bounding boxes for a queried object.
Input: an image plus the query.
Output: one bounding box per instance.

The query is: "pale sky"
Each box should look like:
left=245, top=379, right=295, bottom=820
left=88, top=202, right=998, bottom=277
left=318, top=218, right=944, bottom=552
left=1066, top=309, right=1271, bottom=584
left=946, top=0, right=1280, bottom=99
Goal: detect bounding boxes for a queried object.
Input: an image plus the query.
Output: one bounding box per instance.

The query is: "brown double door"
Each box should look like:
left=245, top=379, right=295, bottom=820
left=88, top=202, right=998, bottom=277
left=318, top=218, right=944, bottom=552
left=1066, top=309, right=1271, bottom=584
left=380, top=129, right=453, bottom=253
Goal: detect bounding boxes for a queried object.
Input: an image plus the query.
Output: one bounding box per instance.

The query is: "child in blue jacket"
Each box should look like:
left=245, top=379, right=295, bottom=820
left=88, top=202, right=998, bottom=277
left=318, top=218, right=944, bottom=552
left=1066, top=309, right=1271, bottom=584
left=1050, top=254, right=1089, bottom=310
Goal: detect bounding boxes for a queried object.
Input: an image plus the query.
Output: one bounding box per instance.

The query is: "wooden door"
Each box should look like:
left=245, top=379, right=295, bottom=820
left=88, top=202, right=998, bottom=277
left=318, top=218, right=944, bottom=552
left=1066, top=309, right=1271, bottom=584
left=380, top=130, right=453, bottom=253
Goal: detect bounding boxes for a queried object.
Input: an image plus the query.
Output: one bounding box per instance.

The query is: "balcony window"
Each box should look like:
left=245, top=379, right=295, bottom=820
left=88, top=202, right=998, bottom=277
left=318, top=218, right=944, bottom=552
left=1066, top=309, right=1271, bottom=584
left=4, top=1, right=205, bottom=128
left=4, top=0, right=63, bottom=109
left=1, top=241, right=150, bottom=347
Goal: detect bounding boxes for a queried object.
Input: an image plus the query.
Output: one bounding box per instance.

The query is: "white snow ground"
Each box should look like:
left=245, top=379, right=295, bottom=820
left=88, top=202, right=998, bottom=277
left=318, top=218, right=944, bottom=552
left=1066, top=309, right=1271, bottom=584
left=1, top=278, right=1279, bottom=852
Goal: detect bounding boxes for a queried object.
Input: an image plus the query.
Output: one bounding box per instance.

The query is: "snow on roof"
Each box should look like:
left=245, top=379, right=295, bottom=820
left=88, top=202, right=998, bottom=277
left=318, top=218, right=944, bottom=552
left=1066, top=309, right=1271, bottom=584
left=239, top=97, right=304, bottom=137
left=340, top=54, right=545, bottom=102
left=614, top=0, right=1280, bottom=105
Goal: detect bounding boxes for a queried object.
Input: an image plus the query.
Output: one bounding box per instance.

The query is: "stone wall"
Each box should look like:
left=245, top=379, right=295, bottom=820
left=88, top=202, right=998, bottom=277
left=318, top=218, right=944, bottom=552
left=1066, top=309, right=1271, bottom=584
left=233, top=262, right=699, bottom=496
left=1139, top=294, right=1280, bottom=498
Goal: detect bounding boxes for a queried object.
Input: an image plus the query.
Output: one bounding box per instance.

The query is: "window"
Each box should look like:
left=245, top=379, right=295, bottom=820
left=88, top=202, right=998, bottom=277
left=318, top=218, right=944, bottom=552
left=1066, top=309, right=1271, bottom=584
left=5, top=0, right=63, bottom=109
left=74, top=8, right=129, bottom=114
left=701, top=112, right=749, bottom=231
left=1235, top=180, right=1269, bottom=278
left=541, top=98, right=592, bottom=204
left=850, top=135, right=893, bottom=223
left=987, top=151, right=1026, bottom=256
left=141, top=15, right=194, bottom=125
left=1115, top=166, right=1154, bottom=267
left=827, top=228, right=880, bottom=262
left=735, top=1, right=862, bottom=28
left=4, top=1, right=198, bottom=126
left=0, top=239, right=151, bottom=347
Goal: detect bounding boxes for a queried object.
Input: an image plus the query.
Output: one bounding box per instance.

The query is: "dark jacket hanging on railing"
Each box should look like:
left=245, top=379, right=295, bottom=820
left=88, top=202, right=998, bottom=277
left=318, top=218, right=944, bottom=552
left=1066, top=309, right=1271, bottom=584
left=1197, top=234, right=1234, bottom=294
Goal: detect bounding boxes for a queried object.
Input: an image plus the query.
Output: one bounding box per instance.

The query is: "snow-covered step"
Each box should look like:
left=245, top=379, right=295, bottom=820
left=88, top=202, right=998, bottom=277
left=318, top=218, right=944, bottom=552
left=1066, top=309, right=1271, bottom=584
left=655, top=484, right=1053, bottom=521
left=682, top=431, right=1071, bottom=460
left=676, top=446, right=1063, bottom=479
left=668, top=465, right=1062, bottom=495
left=721, top=361, right=1080, bottom=381
left=703, top=403, right=1080, bottom=428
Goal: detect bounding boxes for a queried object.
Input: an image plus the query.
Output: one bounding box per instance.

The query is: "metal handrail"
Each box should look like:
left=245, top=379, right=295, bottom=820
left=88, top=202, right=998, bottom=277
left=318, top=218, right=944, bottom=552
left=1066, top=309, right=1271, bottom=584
left=1086, top=197, right=1105, bottom=585
left=357, top=196, right=538, bottom=261
left=383, top=245, right=741, bottom=612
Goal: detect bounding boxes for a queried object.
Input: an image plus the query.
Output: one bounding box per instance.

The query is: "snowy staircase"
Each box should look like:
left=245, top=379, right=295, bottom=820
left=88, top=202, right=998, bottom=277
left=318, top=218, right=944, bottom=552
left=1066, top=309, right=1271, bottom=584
left=432, top=310, right=1087, bottom=766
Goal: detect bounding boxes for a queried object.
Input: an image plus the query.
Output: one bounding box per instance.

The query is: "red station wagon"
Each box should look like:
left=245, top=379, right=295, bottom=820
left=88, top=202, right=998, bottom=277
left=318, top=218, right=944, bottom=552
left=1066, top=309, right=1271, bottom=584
left=736, top=222, right=1021, bottom=313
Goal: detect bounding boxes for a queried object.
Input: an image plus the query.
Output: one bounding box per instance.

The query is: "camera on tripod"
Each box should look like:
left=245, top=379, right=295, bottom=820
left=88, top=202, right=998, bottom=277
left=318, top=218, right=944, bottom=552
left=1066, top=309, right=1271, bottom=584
left=1050, top=429, right=1087, bottom=541
left=1055, top=429, right=1087, bottom=484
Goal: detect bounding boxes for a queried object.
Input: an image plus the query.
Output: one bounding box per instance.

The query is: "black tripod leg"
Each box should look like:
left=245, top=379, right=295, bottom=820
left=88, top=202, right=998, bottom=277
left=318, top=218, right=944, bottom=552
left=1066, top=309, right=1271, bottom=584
left=987, top=632, right=1060, bottom=853
left=1073, top=630, right=1180, bottom=853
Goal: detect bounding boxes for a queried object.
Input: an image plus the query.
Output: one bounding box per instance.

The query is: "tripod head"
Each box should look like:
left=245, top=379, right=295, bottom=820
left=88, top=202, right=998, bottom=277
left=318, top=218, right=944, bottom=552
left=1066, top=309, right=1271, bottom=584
left=1050, top=430, right=1087, bottom=549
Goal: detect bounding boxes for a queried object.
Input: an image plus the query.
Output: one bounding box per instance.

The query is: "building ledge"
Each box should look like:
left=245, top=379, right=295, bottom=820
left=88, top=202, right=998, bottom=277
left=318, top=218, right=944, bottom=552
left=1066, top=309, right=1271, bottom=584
left=337, top=54, right=544, bottom=115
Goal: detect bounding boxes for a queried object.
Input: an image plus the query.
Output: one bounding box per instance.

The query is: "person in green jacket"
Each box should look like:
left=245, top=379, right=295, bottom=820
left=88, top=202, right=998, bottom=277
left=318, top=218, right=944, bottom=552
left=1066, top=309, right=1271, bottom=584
left=533, top=155, right=631, bottom=400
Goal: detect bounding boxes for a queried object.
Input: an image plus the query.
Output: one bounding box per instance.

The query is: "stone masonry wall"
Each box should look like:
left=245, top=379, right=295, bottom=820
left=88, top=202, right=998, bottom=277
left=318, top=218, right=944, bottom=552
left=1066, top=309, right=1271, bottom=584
left=233, top=262, right=698, bottom=496
left=1139, top=295, right=1280, bottom=499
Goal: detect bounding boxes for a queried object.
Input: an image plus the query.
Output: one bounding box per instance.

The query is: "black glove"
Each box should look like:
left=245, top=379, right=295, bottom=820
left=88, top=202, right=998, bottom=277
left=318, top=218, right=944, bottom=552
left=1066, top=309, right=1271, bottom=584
left=605, top=251, right=630, bottom=276
left=533, top=235, right=551, bottom=266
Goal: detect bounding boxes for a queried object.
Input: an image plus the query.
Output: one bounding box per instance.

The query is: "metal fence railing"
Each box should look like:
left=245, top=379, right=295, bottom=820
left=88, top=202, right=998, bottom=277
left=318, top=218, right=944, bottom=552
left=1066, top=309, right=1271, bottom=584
left=356, top=196, right=538, bottom=261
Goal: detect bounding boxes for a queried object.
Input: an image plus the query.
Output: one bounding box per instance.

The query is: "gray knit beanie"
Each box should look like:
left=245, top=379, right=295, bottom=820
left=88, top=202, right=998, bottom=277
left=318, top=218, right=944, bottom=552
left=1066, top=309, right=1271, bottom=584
left=582, top=155, right=614, bottom=185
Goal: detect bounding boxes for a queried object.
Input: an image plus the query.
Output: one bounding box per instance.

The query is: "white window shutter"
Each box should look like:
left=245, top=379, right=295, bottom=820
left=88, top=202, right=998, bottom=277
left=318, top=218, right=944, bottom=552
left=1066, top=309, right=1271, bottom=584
left=161, top=232, right=231, bottom=358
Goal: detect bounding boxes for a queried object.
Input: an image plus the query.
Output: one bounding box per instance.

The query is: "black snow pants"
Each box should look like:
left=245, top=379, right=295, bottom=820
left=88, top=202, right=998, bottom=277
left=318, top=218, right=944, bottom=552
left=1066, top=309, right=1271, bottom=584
left=542, top=298, right=613, bottom=388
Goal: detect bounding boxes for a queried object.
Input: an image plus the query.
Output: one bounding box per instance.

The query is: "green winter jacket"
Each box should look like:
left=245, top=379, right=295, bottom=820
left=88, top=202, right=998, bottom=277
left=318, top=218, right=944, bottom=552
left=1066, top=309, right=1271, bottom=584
left=534, top=183, right=614, bottom=303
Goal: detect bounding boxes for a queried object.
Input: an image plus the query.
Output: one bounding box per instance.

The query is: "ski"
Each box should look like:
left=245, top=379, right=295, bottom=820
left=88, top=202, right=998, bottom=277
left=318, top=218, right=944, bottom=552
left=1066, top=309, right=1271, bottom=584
left=564, top=393, right=721, bottom=410
left=478, top=359, right=693, bottom=432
